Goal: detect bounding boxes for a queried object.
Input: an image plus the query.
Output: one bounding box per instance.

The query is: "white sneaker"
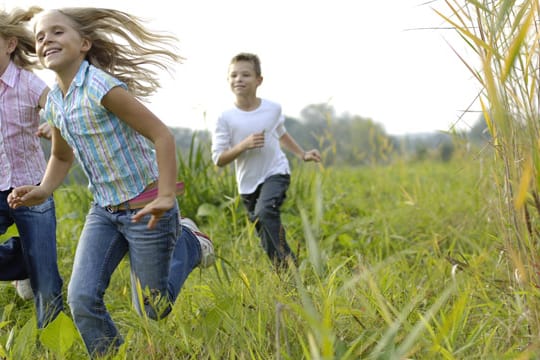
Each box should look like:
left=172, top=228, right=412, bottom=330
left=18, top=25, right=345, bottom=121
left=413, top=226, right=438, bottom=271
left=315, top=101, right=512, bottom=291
left=12, top=279, right=34, bottom=300
left=181, top=217, right=215, bottom=268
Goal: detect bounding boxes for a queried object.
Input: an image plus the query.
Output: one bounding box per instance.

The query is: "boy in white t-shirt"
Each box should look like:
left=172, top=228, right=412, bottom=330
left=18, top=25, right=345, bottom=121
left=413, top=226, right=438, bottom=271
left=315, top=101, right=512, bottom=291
left=211, top=52, right=321, bottom=269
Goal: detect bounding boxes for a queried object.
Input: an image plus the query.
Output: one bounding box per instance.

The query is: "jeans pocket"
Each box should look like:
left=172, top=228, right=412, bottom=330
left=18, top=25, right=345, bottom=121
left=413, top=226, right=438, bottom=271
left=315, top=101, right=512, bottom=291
left=27, top=197, right=54, bottom=214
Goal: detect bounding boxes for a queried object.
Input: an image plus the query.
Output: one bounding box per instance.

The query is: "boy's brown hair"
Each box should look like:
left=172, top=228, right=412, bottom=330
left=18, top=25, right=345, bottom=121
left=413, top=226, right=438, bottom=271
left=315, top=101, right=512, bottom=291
left=230, top=52, right=262, bottom=77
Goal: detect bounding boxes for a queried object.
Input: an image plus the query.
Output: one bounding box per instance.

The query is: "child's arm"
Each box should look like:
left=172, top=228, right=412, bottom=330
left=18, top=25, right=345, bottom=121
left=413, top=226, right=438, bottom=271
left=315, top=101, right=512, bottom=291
left=8, top=126, right=74, bottom=208
left=41, top=127, right=75, bottom=192
left=101, top=86, right=177, bottom=229
left=279, top=132, right=321, bottom=163
left=36, top=88, right=52, bottom=140
left=216, top=130, right=265, bottom=167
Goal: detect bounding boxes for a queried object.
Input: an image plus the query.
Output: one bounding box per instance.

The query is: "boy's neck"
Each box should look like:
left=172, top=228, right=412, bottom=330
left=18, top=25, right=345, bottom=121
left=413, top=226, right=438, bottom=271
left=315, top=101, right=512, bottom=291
left=235, top=96, right=261, bottom=111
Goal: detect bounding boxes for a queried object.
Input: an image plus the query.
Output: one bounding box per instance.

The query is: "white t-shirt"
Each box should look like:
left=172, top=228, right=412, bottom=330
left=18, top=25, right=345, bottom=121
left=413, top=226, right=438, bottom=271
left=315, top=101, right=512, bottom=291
left=212, top=99, right=290, bottom=194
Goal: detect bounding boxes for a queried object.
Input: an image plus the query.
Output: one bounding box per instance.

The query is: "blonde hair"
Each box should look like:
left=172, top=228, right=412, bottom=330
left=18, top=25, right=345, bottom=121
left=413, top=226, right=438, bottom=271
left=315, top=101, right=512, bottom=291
left=40, top=8, right=183, bottom=98
left=0, top=7, right=43, bottom=70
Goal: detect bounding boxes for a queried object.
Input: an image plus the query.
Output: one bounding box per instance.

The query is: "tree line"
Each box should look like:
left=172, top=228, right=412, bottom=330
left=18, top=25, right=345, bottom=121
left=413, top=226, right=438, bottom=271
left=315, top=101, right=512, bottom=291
left=41, top=103, right=490, bottom=184
left=169, top=103, right=489, bottom=166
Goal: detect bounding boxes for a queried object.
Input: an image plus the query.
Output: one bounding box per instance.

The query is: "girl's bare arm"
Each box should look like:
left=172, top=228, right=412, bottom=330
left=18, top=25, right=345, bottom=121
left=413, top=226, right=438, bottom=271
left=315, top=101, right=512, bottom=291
left=101, top=86, right=177, bottom=228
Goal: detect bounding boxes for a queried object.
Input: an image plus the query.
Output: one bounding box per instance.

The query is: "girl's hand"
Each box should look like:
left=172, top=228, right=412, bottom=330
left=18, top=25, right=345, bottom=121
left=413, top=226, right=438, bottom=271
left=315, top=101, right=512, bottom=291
left=8, top=186, right=49, bottom=208
left=36, top=123, right=53, bottom=140
left=303, top=149, right=322, bottom=163
left=131, top=195, right=176, bottom=229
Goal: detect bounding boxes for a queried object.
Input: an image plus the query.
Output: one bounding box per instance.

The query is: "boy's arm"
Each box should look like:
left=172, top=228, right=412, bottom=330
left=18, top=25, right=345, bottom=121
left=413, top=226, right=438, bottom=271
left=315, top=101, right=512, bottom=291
left=279, top=132, right=321, bottom=163
left=215, top=131, right=265, bottom=167
left=215, top=145, right=244, bottom=167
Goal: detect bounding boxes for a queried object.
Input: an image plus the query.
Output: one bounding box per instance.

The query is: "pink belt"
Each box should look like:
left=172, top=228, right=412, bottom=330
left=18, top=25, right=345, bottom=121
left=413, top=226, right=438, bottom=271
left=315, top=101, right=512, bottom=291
left=105, top=181, right=185, bottom=213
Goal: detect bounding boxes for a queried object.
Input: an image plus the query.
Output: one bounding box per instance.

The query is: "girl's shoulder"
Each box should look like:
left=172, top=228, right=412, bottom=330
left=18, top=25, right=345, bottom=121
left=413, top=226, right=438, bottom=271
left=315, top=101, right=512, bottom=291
left=85, top=64, right=122, bottom=86
left=82, top=63, right=127, bottom=97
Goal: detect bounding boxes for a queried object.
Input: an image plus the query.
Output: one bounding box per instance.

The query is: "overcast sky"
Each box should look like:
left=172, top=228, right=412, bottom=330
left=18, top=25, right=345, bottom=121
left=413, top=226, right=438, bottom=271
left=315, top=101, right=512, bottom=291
left=3, top=0, right=483, bottom=135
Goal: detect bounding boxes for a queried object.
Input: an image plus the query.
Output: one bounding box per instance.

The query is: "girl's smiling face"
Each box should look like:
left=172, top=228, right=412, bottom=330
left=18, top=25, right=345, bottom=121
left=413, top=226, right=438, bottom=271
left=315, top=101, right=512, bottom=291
left=34, top=10, right=90, bottom=74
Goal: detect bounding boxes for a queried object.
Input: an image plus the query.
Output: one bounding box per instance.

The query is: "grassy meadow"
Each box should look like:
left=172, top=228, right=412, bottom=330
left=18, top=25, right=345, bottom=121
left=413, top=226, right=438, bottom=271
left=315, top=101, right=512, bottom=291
left=2, top=0, right=539, bottom=358
left=1, top=141, right=536, bottom=359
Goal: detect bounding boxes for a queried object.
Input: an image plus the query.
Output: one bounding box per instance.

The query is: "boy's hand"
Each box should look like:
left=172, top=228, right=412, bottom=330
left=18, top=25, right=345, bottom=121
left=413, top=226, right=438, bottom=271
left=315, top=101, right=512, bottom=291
left=242, top=130, right=265, bottom=151
left=303, top=149, right=322, bottom=163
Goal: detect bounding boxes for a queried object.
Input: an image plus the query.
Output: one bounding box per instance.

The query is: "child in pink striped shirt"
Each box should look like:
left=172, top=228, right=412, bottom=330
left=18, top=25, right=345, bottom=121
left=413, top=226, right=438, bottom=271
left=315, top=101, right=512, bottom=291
left=0, top=6, right=63, bottom=328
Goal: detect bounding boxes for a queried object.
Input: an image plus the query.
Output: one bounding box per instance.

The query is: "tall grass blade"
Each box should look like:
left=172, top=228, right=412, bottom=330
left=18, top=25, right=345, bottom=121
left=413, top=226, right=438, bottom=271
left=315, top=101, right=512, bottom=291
left=395, top=283, right=457, bottom=358
left=502, top=6, right=534, bottom=82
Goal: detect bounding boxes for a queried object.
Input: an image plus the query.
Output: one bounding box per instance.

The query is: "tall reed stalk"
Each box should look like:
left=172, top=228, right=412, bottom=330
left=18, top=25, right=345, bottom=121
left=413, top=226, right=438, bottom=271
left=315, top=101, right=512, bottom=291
left=440, top=0, right=540, bottom=337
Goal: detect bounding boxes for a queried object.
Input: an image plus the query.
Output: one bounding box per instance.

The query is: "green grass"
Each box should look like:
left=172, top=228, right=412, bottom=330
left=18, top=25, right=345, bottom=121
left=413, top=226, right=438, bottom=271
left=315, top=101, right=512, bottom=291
left=2, top=146, right=537, bottom=359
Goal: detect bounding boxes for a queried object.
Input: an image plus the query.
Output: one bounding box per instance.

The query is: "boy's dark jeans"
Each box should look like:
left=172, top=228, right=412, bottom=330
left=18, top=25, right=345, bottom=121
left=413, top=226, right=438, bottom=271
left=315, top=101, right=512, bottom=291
left=241, top=174, right=296, bottom=267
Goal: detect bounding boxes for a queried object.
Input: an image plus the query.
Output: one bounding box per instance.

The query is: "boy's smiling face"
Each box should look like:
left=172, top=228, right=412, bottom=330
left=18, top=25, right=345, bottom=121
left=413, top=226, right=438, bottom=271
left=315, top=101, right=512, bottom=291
left=227, top=60, right=263, bottom=97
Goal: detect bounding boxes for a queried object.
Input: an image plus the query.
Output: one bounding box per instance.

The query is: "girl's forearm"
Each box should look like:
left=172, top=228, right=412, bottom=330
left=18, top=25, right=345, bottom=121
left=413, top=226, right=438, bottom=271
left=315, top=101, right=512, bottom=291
left=40, top=154, right=74, bottom=194
left=153, top=131, right=178, bottom=198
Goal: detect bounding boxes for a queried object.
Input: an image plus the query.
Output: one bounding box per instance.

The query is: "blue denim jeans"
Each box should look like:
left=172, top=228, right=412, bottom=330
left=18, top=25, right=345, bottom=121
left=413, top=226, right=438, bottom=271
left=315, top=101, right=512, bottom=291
left=241, top=174, right=295, bottom=268
left=68, top=203, right=201, bottom=357
left=0, top=189, right=63, bottom=328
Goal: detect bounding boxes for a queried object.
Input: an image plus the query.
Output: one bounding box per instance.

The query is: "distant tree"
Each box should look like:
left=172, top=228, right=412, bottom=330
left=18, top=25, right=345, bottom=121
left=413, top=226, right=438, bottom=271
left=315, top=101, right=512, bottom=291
left=284, top=116, right=317, bottom=152
left=163, top=104, right=467, bottom=169
left=333, top=115, right=393, bottom=165
left=439, top=141, right=455, bottom=162
left=297, top=103, right=394, bottom=166
left=300, top=103, right=335, bottom=133
left=394, top=132, right=455, bottom=162
left=170, top=127, right=211, bottom=160
left=299, top=103, right=335, bottom=163
left=468, top=114, right=491, bottom=144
